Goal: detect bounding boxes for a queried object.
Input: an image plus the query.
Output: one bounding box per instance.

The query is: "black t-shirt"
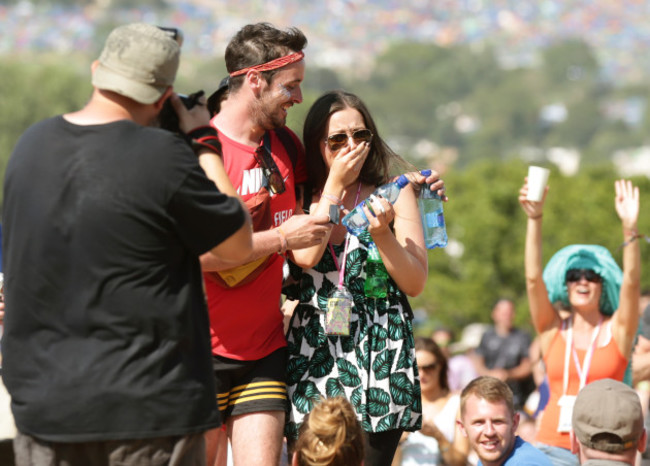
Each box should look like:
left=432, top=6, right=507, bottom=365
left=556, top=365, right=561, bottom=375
left=1, top=116, right=246, bottom=442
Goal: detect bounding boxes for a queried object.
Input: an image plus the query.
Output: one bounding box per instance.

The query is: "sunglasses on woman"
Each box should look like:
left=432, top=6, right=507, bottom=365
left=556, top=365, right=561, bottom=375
left=419, top=362, right=439, bottom=372
left=325, top=129, right=373, bottom=152
left=565, top=269, right=602, bottom=283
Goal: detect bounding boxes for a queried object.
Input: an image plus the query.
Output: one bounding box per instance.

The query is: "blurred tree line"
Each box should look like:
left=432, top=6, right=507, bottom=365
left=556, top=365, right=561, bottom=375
left=1, top=34, right=649, bottom=337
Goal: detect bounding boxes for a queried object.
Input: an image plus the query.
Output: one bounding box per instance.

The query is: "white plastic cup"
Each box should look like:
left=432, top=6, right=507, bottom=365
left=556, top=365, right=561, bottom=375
left=526, top=166, right=550, bottom=202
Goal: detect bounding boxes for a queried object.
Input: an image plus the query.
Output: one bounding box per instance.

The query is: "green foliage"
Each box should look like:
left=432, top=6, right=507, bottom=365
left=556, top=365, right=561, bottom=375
left=175, top=57, right=228, bottom=101
left=347, top=42, right=501, bottom=147
left=540, top=38, right=600, bottom=88
left=0, top=56, right=90, bottom=194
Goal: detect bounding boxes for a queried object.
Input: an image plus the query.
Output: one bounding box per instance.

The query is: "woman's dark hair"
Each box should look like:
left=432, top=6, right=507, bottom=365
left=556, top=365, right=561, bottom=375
left=414, top=337, right=450, bottom=392
left=302, top=90, right=415, bottom=193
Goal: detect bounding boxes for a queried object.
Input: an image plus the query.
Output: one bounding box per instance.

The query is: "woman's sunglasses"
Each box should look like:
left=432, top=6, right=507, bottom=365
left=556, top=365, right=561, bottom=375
left=325, top=129, right=373, bottom=152
left=566, top=269, right=602, bottom=283
left=254, top=146, right=286, bottom=195
left=420, top=362, right=439, bottom=372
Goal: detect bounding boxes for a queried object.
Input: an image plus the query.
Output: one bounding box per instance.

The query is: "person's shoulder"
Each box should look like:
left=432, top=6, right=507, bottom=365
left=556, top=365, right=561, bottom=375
left=481, top=327, right=499, bottom=340
left=507, top=437, right=553, bottom=465
left=11, top=116, right=66, bottom=155
left=138, top=126, right=195, bottom=155
left=138, top=125, right=184, bottom=143
left=581, top=460, right=631, bottom=466
left=446, top=392, right=461, bottom=410
left=272, top=125, right=301, bottom=141
left=510, top=327, right=532, bottom=341
left=272, top=127, right=304, bottom=156
left=511, top=326, right=530, bottom=336
left=24, top=115, right=64, bottom=133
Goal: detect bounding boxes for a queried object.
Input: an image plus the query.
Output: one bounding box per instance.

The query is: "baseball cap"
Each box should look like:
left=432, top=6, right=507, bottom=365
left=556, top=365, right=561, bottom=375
left=92, top=23, right=181, bottom=104
left=572, top=378, right=644, bottom=453
left=207, top=76, right=230, bottom=116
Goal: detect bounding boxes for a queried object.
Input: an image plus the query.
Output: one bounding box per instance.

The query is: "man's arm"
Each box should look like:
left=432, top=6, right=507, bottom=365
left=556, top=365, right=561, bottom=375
left=504, top=357, right=533, bottom=381
left=168, top=92, right=254, bottom=263
left=200, top=214, right=330, bottom=271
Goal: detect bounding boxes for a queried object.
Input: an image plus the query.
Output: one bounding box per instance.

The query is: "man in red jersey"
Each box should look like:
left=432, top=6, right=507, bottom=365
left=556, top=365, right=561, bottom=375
left=200, top=23, right=331, bottom=466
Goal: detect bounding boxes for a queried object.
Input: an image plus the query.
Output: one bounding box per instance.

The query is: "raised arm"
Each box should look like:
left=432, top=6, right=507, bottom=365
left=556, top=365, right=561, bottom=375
left=171, top=93, right=253, bottom=264
left=518, top=181, right=560, bottom=342
left=611, top=179, right=641, bottom=357
left=291, top=142, right=369, bottom=268
left=368, top=184, right=428, bottom=297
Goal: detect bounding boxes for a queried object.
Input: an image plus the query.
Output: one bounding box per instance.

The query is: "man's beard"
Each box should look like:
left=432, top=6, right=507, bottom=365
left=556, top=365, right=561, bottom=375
left=251, top=97, right=287, bottom=131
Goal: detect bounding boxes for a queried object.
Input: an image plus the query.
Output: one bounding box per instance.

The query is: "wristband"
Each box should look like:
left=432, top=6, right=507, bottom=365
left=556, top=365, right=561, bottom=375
left=618, top=233, right=649, bottom=250
left=624, top=229, right=639, bottom=238
left=321, top=192, right=342, bottom=205
left=187, top=126, right=222, bottom=156
left=277, top=227, right=288, bottom=255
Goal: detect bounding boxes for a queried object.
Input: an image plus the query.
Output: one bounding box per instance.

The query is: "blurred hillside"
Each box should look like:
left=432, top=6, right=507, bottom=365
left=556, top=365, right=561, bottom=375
left=3, top=0, right=650, bottom=178
left=2, top=0, right=650, bottom=84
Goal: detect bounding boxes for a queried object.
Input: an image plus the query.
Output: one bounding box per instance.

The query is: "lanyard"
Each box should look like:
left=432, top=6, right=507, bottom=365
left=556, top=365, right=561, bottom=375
left=562, top=315, right=602, bottom=395
left=329, top=181, right=362, bottom=289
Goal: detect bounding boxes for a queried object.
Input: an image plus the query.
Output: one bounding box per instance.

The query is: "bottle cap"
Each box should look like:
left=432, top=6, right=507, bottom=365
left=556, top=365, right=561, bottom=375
left=420, top=169, right=432, bottom=176
left=396, top=174, right=409, bottom=188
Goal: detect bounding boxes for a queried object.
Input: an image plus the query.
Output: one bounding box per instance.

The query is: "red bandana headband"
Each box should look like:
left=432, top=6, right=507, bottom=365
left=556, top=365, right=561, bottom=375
left=229, top=51, right=305, bottom=77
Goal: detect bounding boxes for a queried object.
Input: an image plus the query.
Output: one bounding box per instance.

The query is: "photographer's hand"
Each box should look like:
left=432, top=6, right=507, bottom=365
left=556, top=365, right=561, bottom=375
left=171, top=92, right=211, bottom=134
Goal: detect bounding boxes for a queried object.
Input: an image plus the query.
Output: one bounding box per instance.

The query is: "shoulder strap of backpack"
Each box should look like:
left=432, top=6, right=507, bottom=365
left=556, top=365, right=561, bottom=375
left=270, top=127, right=312, bottom=213
left=273, top=126, right=299, bottom=171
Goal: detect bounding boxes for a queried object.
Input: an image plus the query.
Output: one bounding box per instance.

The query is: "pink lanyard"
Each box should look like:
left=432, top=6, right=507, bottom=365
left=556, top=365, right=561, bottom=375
left=328, top=181, right=362, bottom=289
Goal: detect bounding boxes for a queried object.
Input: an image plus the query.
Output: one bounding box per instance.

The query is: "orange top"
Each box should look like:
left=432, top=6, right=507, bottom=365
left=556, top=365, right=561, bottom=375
left=535, top=322, right=627, bottom=450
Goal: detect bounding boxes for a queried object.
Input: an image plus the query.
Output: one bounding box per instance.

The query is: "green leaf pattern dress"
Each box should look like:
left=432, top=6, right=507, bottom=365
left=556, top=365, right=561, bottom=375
left=283, top=231, right=422, bottom=441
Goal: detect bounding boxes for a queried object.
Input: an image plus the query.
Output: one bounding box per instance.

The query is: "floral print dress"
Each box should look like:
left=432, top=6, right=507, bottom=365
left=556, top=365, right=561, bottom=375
left=283, top=231, right=422, bottom=441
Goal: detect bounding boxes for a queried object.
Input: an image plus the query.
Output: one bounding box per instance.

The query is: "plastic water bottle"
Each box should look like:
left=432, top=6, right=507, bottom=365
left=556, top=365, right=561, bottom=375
left=364, top=242, right=388, bottom=298
left=418, top=182, right=448, bottom=249
left=342, top=174, right=410, bottom=236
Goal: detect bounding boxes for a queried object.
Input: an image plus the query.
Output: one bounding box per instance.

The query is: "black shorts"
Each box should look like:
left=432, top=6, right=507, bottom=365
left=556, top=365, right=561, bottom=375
left=212, top=347, right=288, bottom=420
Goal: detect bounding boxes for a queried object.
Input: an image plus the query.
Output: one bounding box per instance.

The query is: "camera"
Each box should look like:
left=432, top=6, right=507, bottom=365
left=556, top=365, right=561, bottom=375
left=158, top=90, right=205, bottom=134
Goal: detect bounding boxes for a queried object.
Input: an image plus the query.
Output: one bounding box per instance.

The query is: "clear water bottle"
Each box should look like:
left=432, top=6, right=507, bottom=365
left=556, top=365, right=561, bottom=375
left=342, top=174, right=410, bottom=236
left=418, top=182, right=448, bottom=249
left=364, top=242, right=388, bottom=298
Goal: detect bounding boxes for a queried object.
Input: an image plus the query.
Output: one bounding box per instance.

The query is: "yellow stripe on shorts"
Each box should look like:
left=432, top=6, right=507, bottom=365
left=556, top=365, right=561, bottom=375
left=216, top=381, right=287, bottom=410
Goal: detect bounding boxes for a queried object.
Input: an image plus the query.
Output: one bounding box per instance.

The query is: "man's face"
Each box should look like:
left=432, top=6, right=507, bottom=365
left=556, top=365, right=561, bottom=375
left=458, top=395, right=519, bottom=466
left=254, top=60, right=304, bottom=130
left=491, top=300, right=514, bottom=330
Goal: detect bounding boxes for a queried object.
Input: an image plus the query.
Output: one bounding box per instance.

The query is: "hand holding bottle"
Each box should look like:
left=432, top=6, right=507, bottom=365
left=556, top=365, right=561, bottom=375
left=364, top=194, right=395, bottom=236
left=342, top=175, right=409, bottom=236
left=418, top=174, right=448, bottom=249
left=407, top=169, right=447, bottom=201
